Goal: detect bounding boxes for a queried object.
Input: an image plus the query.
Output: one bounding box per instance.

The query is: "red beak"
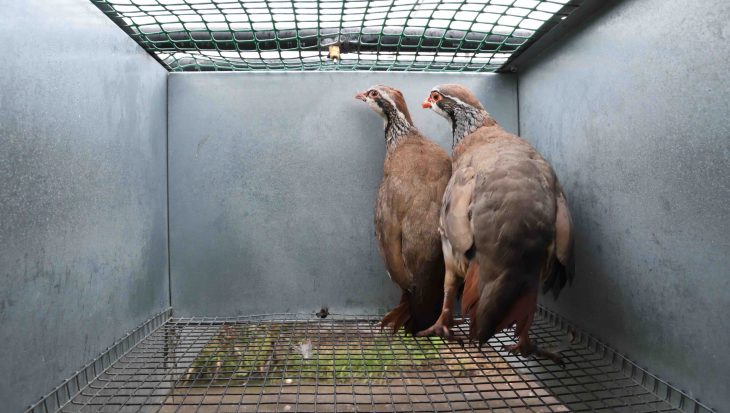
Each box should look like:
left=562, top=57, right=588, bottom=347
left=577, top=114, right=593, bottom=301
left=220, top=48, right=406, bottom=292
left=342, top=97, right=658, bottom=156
left=422, top=97, right=432, bottom=109
left=355, top=91, right=367, bottom=101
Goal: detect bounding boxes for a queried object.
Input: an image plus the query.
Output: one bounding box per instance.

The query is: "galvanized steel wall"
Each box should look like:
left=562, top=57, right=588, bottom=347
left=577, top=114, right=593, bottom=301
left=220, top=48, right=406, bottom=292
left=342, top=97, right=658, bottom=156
left=167, top=72, right=518, bottom=317
left=518, top=0, right=730, bottom=409
left=0, top=1, right=169, bottom=411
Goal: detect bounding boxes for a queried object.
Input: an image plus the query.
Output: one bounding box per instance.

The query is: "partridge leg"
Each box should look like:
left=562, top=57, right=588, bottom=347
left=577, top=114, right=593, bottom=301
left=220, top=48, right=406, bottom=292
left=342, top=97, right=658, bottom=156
left=503, top=312, right=564, bottom=366
left=416, top=268, right=459, bottom=339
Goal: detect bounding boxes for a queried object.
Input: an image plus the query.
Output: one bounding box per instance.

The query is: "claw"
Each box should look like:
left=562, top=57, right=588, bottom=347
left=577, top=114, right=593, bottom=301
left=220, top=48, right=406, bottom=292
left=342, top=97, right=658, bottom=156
left=416, top=322, right=453, bottom=339
left=416, top=311, right=454, bottom=340
left=534, top=345, right=566, bottom=367
left=502, top=343, right=518, bottom=354
left=502, top=341, right=565, bottom=367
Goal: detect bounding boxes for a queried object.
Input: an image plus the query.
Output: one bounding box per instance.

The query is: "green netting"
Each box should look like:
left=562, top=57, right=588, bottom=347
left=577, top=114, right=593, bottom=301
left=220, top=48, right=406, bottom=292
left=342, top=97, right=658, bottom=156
left=90, top=0, right=578, bottom=72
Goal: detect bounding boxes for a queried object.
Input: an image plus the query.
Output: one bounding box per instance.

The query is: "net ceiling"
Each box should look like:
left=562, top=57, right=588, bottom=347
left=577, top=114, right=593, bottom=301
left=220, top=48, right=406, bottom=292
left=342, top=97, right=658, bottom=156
left=90, top=0, right=579, bottom=72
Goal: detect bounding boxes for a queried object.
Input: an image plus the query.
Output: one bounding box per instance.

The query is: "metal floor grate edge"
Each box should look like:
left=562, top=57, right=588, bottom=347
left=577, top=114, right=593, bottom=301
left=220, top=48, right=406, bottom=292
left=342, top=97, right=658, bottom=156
left=534, top=307, right=715, bottom=413
left=24, top=307, right=714, bottom=413
left=25, top=308, right=174, bottom=413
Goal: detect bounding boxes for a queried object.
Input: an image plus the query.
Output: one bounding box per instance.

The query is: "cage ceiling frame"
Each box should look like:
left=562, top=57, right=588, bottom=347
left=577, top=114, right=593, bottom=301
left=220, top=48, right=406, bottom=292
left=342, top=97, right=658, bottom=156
left=90, top=0, right=582, bottom=72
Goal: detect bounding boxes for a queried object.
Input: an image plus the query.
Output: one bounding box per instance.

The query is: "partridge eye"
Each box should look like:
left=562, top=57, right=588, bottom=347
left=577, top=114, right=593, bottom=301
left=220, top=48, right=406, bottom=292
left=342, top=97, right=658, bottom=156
left=431, top=92, right=442, bottom=102
left=369, top=90, right=379, bottom=98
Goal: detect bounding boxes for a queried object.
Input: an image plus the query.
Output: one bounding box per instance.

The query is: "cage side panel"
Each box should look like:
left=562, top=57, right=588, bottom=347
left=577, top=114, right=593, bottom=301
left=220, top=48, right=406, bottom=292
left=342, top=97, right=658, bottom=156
left=517, top=0, right=730, bottom=409
left=0, top=1, right=169, bottom=411
left=168, top=72, right=517, bottom=317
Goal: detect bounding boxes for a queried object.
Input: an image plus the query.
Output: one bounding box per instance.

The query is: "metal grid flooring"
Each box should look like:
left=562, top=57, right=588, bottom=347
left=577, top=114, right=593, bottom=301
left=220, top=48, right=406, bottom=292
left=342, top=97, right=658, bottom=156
left=28, top=308, right=713, bottom=413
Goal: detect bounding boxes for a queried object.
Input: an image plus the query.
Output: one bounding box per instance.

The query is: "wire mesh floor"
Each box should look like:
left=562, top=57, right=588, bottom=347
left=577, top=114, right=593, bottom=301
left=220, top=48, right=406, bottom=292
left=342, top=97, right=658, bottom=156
left=45, top=309, right=704, bottom=413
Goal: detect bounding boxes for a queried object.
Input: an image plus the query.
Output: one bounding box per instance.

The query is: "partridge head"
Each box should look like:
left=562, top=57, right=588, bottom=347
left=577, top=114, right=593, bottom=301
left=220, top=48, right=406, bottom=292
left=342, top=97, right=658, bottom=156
left=422, top=84, right=495, bottom=146
left=356, top=86, right=413, bottom=122
left=356, top=85, right=415, bottom=147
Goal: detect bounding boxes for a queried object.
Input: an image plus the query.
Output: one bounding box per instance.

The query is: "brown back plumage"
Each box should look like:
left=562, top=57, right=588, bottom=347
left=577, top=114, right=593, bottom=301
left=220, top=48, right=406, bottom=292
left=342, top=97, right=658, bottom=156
left=377, top=131, right=452, bottom=334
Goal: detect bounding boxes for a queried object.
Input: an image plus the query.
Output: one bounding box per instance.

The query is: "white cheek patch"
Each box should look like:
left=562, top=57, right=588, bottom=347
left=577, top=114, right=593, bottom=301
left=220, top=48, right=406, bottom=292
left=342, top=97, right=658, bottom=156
left=366, top=98, right=386, bottom=120
left=431, top=103, right=451, bottom=122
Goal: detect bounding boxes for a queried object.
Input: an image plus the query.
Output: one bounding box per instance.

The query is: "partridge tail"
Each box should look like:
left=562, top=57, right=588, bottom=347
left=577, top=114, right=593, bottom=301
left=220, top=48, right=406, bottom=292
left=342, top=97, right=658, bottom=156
left=381, top=292, right=412, bottom=334
left=461, top=261, right=481, bottom=336
left=406, top=279, right=444, bottom=335
left=473, top=267, right=537, bottom=347
left=382, top=281, right=443, bottom=336
left=542, top=261, right=571, bottom=299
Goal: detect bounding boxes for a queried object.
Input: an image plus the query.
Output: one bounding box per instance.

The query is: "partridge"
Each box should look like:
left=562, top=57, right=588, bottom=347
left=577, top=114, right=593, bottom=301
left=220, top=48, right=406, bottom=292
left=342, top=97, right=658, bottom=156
left=419, top=84, right=573, bottom=362
left=356, top=85, right=452, bottom=335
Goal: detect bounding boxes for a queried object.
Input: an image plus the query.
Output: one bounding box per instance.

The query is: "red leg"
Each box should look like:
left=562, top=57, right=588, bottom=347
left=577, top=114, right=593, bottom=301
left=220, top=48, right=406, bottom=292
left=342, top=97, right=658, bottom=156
left=416, top=268, right=458, bottom=339
left=503, top=312, right=564, bottom=366
left=501, top=292, right=564, bottom=365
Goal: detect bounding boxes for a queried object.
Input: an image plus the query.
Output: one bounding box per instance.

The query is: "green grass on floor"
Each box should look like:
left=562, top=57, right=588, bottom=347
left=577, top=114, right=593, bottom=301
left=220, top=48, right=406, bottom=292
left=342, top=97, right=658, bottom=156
left=182, top=324, right=446, bottom=386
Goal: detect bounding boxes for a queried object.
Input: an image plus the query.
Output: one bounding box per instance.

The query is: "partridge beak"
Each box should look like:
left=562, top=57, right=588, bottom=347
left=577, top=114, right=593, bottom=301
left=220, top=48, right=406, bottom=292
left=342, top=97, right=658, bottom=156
left=355, top=91, right=367, bottom=101
left=422, top=97, right=432, bottom=109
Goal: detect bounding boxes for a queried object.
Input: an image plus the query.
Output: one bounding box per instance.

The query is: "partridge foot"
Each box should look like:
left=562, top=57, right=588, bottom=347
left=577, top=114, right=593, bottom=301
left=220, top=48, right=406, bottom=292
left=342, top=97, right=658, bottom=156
left=503, top=340, right=565, bottom=367
left=416, top=314, right=454, bottom=339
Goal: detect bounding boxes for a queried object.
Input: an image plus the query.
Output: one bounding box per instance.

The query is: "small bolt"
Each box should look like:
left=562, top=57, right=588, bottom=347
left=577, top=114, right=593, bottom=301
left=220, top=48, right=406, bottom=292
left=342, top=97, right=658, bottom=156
left=316, top=307, right=329, bottom=318
left=328, top=45, right=340, bottom=61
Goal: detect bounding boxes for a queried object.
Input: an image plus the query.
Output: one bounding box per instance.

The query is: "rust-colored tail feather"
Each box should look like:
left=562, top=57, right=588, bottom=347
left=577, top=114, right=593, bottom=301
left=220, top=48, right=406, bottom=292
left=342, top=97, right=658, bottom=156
left=542, top=260, right=573, bottom=299
left=473, top=267, right=536, bottom=346
left=382, top=281, right=444, bottom=336
left=497, top=290, right=538, bottom=339
left=461, top=261, right=481, bottom=337
left=381, top=292, right=412, bottom=334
